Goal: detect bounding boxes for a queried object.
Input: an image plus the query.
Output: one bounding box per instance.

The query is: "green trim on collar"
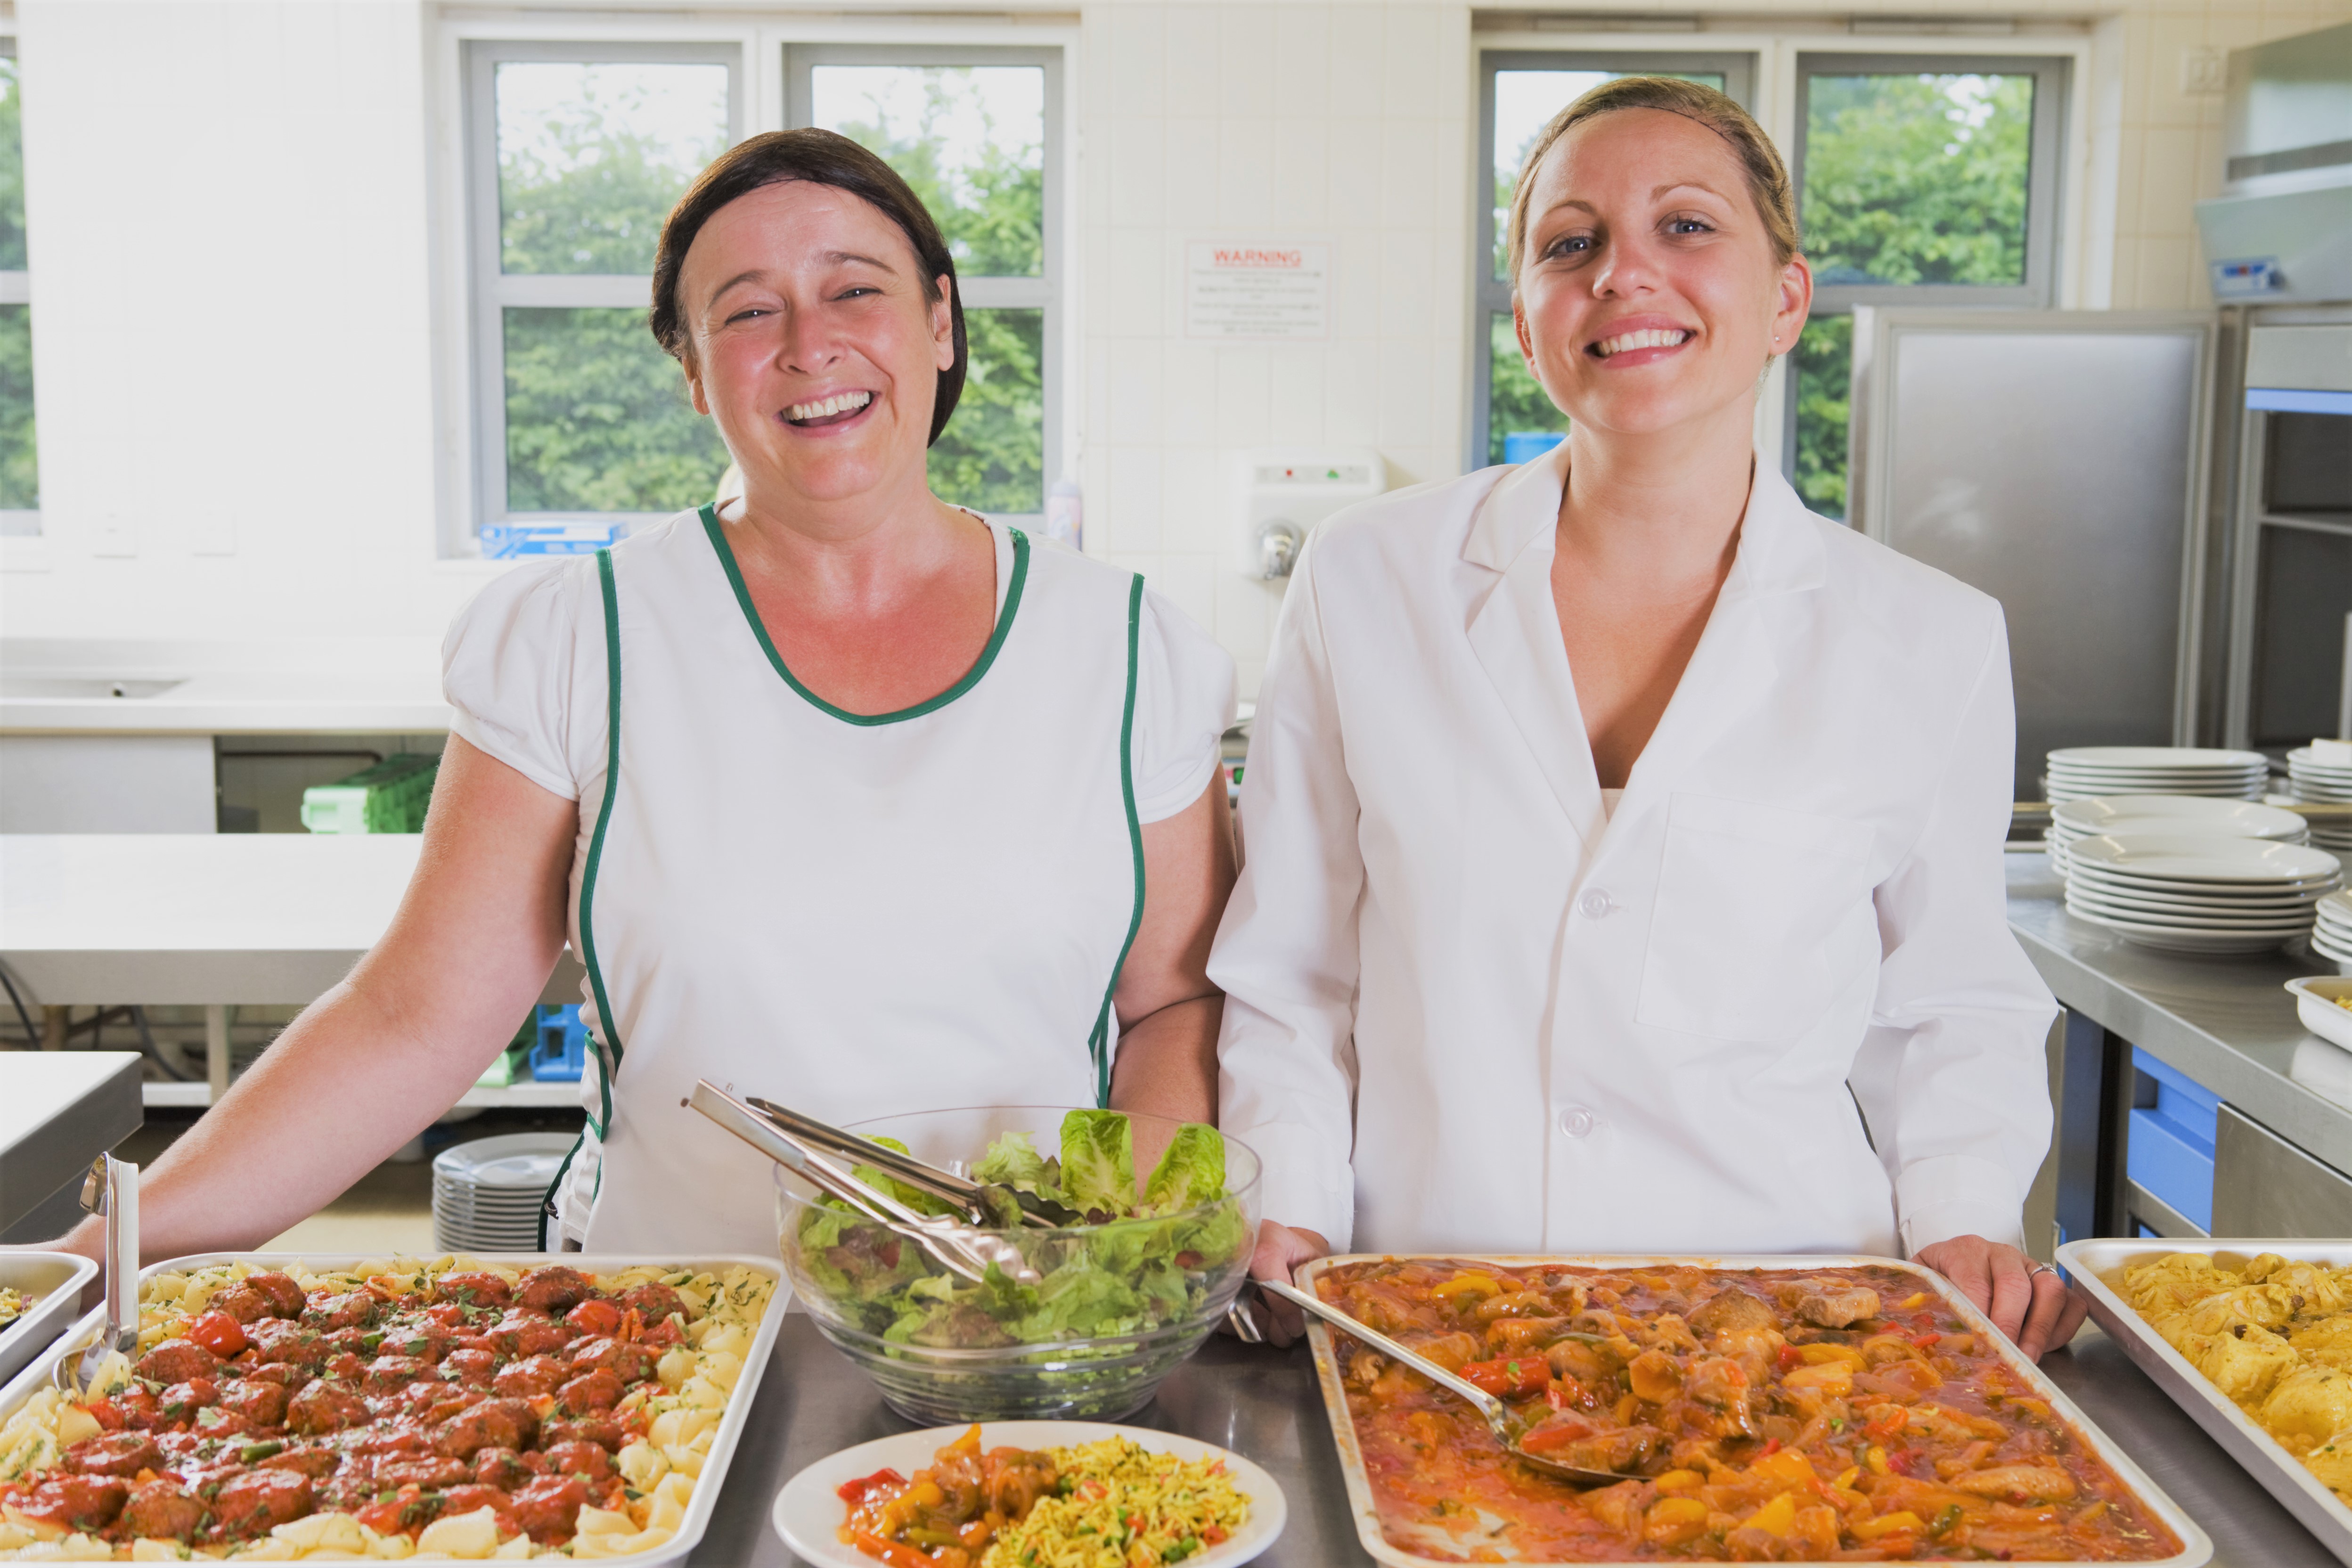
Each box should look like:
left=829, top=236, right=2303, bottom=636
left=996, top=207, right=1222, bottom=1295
left=1086, top=573, right=1149, bottom=1107
left=698, top=502, right=1028, bottom=726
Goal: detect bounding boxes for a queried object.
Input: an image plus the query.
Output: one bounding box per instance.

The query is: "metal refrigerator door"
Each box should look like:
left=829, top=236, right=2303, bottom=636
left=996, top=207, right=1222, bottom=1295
left=1847, top=308, right=2216, bottom=802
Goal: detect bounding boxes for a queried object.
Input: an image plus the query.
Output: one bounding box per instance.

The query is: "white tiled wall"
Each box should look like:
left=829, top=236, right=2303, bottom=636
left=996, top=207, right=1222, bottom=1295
left=1078, top=2, right=1473, bottom=697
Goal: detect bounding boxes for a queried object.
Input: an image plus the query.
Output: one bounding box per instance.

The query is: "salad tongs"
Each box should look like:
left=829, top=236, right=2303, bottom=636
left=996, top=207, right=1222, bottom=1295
left=688, top=1082, right=1041, bottom=1287
left=742, top=1095, right=1078, bottom=1230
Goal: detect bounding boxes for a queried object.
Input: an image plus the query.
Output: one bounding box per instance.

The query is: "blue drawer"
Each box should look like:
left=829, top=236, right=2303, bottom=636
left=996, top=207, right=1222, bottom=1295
left=2127, top=1047, right=2218, bottom=1232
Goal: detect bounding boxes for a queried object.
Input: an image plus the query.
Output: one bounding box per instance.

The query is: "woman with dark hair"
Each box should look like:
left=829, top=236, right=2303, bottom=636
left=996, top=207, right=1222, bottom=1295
left=1220, top=79, right=2082, bottom=1359
left=54, top=131, right=1237, bottom=1258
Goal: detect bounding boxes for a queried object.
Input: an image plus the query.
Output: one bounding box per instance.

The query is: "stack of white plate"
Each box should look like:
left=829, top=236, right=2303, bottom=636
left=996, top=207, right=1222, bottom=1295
left=2044, top=747, right=2270, bottom=806
left=2063, top=834, right=2341, bottom=954
left=2312, top=891, right=2352, bottom=972
left=432, top=1133, right=574, bottom=1254
left=2046, top=795, right=2308, bottom=874
left=2286, top=744, right=2352, bottom=856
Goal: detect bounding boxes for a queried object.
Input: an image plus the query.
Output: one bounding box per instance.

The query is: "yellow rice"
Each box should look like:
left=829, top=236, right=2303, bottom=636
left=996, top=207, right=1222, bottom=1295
left=981, top=1436, right=1249, bottom=1568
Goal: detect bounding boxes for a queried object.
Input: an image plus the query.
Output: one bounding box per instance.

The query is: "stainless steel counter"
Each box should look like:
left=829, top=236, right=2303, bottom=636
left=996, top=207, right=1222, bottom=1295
left=0, top=1050, right=139, bottom=1240
left=697, top=1313, right=2337, bottom=1567
left=2008, top=855, right=2352, bottom=1162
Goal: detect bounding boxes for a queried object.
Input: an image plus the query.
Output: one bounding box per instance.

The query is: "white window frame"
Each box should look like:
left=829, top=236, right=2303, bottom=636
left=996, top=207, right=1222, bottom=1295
left=460, top=39, right=744, bottom=541
left=1469, top=48, right=1758, bottom=473
left=0, top=35, right=36, bottom=544
left=1781, top=50, right=2073, bottom=488
left=784, top=43, right=1064, bottom=527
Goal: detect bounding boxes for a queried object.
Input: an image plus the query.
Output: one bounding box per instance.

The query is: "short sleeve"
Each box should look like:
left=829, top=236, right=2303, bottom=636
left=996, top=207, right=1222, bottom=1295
left=1129, top=586, right=1236, bottom=824
left=441, top=556, right=605, bottom=802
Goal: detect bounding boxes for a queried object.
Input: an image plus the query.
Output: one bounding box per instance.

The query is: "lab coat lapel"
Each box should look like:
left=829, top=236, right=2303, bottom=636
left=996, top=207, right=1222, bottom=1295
left=1462, top=447, right=1602, bottom=849
left=1619, top=464, right=1827, bottom=808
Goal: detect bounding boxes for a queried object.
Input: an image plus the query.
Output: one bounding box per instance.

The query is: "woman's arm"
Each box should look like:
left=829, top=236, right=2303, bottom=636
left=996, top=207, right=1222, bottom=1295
left=1853, top=609, right=2079, bottom=1357
left=1107, top=776, right=1237, bottom=1129
left=1207, top=554, right=1363, bottom=1342
left=51, top=737, right=577, bottom=1263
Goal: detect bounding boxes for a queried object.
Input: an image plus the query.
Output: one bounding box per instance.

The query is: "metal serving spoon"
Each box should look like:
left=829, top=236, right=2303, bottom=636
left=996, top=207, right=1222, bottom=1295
left=1254, top=1277, right=1633, bottom=1486
left=54, top=1154, right=138, bottom=1396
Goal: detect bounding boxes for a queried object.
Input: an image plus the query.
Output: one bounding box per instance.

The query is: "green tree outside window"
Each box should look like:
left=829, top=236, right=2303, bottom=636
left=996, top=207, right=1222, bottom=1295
left=0, top=57, right=36, bottom=514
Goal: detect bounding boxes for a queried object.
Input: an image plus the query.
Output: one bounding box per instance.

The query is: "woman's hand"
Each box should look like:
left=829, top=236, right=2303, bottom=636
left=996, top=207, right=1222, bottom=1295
left=1241, top=1222, right=1332, bottom=1346
left=1913, top=1233, right=2088, bottom=1361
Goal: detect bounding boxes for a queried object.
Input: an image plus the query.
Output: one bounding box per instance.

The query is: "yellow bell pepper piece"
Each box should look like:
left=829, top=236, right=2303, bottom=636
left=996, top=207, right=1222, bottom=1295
left=1864, top=1445, right=1889, bottom=1475
left=1834, top=1466, right=1860, bottom=1490
left=1653, top=1470, right=1705, bottom=1494
left=1432, top=1274, right=1502, bottom=1302
left=1896, top=1292, right=1929, bottom=1310
left=1851, top=1511, right=1924, bottom=1540
left=1799, top=1343, right=1869, bottom=1368
left=1644, top=1496, right=1710, bottom=1546
left=1744, top=1494, right=1799, bottom=1536
left=1781, top=1362, right=1854, bottom=1394
left=1749, top=1449, right=1816, bottom=1489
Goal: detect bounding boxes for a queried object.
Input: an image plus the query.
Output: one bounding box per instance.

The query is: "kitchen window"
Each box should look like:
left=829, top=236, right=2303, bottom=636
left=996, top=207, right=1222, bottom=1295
left=1788, top=54, right=2069, bottom=518
left=1469, top=51, right=1756, bottom=472
left=462, top=42, right=742, bottom=550
left=786, top=46, right=1062, bottom=523
left=0, top=40, right=36, bottom=538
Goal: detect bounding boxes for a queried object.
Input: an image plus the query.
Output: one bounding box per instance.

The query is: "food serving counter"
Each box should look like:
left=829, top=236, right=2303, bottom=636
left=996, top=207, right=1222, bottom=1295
left=699, top=1311, right=2337, bottom=1567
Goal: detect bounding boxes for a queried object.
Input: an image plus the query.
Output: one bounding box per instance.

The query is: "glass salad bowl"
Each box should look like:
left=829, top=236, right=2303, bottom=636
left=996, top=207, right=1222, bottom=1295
left=774, top=1105, right=1262, bottom=1422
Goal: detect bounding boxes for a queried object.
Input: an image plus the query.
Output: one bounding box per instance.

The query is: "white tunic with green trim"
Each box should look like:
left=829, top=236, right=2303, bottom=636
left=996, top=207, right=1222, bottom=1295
left=442, top=504, right=1234, bottom=1253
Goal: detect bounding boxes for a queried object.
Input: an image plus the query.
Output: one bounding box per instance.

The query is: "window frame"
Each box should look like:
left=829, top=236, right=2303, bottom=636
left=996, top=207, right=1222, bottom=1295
left=784, top=42, right=1063, bottom=524
left=1783, top=50, right=2072, bottom=492
left=1469, top=50, right=1757, bottom=473
left=0, top=36, right=34, bottom=540
left=462, top=39, right=744, bottom=537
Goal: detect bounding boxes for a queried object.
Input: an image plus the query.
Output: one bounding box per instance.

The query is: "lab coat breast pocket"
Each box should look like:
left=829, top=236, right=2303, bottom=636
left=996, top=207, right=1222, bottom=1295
left=1635, top=792, right=1875, bottom=1043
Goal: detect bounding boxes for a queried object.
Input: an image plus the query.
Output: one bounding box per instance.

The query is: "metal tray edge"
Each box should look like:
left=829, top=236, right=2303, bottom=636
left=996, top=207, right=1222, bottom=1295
left=0, top=1253, right=99, bottom=1391
left=1294, top=1253, right=2213, bottom=1568
left=0, top=1251, right=789, bottom=1568
left=2054, top=1239, right=2352, bottom=1559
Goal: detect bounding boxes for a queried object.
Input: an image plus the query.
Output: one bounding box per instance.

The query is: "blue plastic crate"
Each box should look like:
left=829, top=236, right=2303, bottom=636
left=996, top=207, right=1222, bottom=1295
left=1502, top=431, right=1566, bottom=465
left=2127, top=1047, right=2219, bottom=1232
left=530, top=1004, right=589, bottom=1082
left=480, top=523, right=625, bottom=560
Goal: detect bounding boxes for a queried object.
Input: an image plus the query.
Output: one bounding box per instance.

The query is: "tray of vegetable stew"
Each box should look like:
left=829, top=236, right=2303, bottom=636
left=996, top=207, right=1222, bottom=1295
left=1297, top=1254, right=2210, bottom=1565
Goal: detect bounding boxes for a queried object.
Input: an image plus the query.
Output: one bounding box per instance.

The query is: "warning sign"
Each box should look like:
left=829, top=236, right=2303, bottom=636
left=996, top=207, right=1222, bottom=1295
left=1184, top=242, right=1331, bottom=342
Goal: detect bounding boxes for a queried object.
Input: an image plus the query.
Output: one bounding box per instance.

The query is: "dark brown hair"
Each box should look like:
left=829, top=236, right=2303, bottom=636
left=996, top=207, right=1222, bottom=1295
left=1506, top=76, right=1799, bottom=284
left=650, top=128, right=967, bottom=446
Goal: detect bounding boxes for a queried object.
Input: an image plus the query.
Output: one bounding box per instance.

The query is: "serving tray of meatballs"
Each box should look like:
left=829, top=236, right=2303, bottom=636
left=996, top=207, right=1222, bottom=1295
left=0, top=1252, right=782, bottom=1562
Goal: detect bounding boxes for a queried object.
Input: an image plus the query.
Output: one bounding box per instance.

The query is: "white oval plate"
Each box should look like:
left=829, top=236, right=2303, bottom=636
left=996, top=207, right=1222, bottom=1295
left=2048, top=746, right=2269, bottom=769
left=2063, top=894, right=2313, bottom=933
left=773, top=1421, right=1287, bottom=1568
left=2065, top=905, right=2297, bottom=953
left=2069, top=834, right=2342, bottom=883
left=2052, top=796, right=2308, bottom=840
left=2063, top=872, right=2328, bottom=913
left=2067, top=865, right=2337, bottom=901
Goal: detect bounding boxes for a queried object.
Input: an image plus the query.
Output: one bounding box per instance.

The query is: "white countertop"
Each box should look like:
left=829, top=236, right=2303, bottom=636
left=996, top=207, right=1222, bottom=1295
left=0, top=834, right=582, bottom=1007
left=1, top=639, right=451, bottom=735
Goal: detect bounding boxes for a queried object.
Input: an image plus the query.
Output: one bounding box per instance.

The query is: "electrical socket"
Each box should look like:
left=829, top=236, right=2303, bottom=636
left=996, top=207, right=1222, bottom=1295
left=2180, top=48, right=2227, bottom=96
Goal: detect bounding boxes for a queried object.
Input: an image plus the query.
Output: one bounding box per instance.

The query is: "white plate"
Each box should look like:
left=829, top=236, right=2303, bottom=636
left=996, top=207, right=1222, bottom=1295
left=772, top=1421, right=1286, bottom=1568
left=2063, top=875, right=2328, bottom=914
left=2068, top=834, right=2343, bottom=883
left=2065, top=905, right=2296, bottom=952
left=2067, top=866, right=2338, bottom=902
left=2063, top=891, right=2315, bottom=932
left=2051, top=795, right=2309, bottom=840
left=433, top=1132, right=576, bottom=1190
left=2049, top=746, right=2269, bottom=769
left=2285, top=975, right=2352, bottom=1053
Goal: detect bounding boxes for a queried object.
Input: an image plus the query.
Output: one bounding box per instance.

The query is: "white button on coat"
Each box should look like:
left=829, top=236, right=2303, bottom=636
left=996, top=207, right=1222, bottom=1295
left=1210, top=449, right=2056, bottom=1260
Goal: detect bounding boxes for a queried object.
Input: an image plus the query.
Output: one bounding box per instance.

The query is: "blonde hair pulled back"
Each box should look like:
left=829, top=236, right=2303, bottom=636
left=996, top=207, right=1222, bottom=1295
left=1504, top=76, right=1800, bottom=286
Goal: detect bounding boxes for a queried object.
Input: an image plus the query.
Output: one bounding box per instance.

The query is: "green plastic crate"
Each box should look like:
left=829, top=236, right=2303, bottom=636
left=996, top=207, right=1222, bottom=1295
left=300, top=753, right=441, bottom=834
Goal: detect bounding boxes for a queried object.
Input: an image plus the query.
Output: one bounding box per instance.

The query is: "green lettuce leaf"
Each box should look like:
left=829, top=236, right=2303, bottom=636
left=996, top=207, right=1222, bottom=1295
left=1140, top=1123, right=1226, bottom=1215
left=974, top=1131, right=1051, bottom=1193
left=1060, top=1110, right=1136, bottom=1216
left=851, top=1135, right=958, bottom=1217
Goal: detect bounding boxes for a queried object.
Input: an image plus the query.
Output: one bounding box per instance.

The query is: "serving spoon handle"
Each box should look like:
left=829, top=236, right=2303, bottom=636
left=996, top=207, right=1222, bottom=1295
left=1255, top=1277, right=1628, bottom=1486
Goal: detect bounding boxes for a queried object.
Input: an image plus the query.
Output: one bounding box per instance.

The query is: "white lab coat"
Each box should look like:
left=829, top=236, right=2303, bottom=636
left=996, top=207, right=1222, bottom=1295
left=1210, top=447, right=2057, bottom=1260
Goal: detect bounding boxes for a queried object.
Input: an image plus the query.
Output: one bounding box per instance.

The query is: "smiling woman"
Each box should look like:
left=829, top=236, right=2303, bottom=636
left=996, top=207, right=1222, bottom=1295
left=46, top=131, right=1239, bottom=1269
left=1217, top=78, right=2084, bottom=1365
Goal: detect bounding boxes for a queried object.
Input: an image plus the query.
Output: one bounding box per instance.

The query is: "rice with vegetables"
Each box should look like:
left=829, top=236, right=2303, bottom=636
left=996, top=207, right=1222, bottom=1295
left=983, top=1437, right=1246, bottom=1568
